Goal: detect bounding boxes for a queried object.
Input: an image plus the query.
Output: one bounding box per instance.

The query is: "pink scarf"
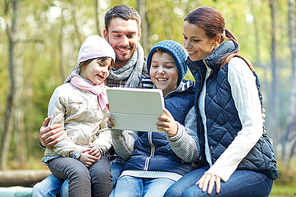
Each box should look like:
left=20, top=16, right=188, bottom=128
left=70, top=75, right=108, bottom=111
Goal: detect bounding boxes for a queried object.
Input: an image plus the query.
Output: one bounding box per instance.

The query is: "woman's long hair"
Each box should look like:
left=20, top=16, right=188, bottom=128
left=185, top=6, right=240, bottom=65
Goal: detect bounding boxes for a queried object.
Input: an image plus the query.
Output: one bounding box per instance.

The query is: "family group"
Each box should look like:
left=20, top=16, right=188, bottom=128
left=31, top=4, right=278, bottom=197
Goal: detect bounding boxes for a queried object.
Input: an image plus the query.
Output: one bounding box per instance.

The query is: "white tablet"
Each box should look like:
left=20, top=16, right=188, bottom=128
left=106, top=87, right=164, bottom=132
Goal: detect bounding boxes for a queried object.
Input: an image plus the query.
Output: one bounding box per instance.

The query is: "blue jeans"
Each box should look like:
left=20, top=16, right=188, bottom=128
left=109, top=176, right=175, bottom=197
left=31, top=174, right=64, bottom=197
left=110, top=164, right=124, bottom=188
left=31, top=163, right=123, bottom=197
left=164, top=166, right=273, bottom=197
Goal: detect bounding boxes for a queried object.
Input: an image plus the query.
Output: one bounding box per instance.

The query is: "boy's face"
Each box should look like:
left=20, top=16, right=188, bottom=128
left=80, top=58, right=112, bottom=85
left=103, top=17, right=141, bottom=68
left=150, top=51, right=178, bottom=96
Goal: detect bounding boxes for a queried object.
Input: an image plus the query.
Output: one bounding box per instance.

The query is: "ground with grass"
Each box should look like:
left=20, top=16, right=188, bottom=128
left=269, top=159, right=296, bottom=197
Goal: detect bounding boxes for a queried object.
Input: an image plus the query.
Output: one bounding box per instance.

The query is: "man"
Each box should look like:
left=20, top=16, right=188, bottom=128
left=31, top=5, right=148, bottom=197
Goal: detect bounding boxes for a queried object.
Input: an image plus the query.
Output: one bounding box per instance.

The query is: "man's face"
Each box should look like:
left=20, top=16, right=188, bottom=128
left=103, top=17, right=141, bottom=67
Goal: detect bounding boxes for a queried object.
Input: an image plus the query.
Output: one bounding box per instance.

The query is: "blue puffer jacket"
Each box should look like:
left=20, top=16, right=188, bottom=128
left=186, top=41, right=278, bottom=180
left=123, top=80, right=196, bottom=176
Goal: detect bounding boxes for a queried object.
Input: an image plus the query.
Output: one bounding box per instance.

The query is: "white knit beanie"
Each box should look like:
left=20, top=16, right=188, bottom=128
left=77, top=35, right=116, bottom=64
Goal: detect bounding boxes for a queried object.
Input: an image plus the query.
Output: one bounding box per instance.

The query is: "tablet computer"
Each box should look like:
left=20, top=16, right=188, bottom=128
left=106, top=87, right=164, bottom=132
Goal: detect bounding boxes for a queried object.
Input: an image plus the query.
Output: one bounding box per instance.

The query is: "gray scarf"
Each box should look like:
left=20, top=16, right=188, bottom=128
left=108, top=42, right=144, bottom=88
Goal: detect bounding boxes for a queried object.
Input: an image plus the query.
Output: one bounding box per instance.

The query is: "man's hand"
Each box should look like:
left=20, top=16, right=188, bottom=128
left=156, top=108, right=178, bottom=137
left=39, top=117, right=64, bottom=148
left=196, top=173, right=221, bottom=194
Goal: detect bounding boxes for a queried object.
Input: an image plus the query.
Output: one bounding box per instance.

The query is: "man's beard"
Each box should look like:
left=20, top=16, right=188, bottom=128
left=116, top=59, right=127, bottom=63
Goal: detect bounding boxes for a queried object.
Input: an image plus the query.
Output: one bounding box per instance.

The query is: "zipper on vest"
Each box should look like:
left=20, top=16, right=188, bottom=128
left=144, top=132, right=155, bottom=171
left=202, top=59, right=214, bottom=166
left=188, top=60, right=205, bottom=98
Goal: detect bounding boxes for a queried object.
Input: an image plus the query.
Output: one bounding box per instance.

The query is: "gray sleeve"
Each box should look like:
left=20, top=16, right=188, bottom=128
left=167, top=106, right=200, bottom=163
left=110, top=128, right=138, bottom=161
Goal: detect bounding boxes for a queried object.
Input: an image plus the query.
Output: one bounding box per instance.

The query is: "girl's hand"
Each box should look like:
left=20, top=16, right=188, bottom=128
left=107, top=113, right=115, bottom=128
left=80, top=149, right=99, bottom=167
left=196, top=173, right=221, bottom=194
left=156, top=108, right=178, bottom=137
left=86, top=146, right=101, bottom=159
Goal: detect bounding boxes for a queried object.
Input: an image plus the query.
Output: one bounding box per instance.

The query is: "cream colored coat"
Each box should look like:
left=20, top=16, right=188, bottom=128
left=44, top=82, right=112, bottom=158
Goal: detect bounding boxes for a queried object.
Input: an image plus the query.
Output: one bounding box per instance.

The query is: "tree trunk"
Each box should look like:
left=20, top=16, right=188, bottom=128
left=248, top=0, right=264, bottom=69
left=70, top=0, right=83, bottom=45
left=59, top=8, right=66, bottom=81
left=137, top=0, right=150, bottom=54
left=0, top=170, right=51, bottom=187
left=14, top=56, right=26, bottom=166
left=1, top=0, right=18, bottom=170
left=268, top=0, right=280, bottom=148
left=96, top=0, right=103, bottom=37
left=284, top=0, right=296, bottom=163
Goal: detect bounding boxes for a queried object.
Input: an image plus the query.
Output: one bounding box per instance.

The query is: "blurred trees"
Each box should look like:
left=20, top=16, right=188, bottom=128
left=0, top=0, right=296, bottom=170
left=1, top=0, right=19, bottom=170
left=284, top=0, right=296, bottom=163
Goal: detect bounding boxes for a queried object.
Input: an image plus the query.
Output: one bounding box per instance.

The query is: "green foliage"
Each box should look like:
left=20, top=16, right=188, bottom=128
left=270, top=185, right=296, bottom=197
left=270, top=159, right=296, bottom=196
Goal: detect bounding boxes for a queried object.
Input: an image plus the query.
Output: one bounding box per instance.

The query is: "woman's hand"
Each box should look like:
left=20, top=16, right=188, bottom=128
left=40, top=117, right=64, bottom=148
left=107, top=113, right=115, bottom=128
left=156, top=108, right=178, bottom=137
left=262, top=108, right=266, bottom=124
left=196, top=173, right=221, bottom=194
left=80, top=148, right=100, bottom=167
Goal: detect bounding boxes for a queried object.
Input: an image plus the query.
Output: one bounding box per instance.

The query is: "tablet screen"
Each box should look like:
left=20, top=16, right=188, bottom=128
left=106, top=87, right=164, bottom=132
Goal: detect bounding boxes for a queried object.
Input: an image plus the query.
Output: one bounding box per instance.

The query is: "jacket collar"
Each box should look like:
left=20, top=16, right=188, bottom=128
left=139, top=76, right=194, bottom=94
left=204, top=41, right=236, bottom=73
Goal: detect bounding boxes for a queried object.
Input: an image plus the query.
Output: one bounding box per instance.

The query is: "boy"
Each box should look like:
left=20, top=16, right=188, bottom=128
left=107, top=40, right=200, bottom=197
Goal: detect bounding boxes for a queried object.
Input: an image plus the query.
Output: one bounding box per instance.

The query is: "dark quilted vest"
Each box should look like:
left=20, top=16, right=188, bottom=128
left=123, top=80, right=196, bottom=175
left=186, top=41, right=278, bottom=180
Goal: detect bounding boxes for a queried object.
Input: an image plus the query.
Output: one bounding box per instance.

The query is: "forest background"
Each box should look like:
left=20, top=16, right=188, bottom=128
left=0, top=0, right=296, bottom=196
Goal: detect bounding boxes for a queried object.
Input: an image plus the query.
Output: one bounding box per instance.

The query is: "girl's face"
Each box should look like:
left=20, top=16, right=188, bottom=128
left=149, top=51, right=178, bottom=97
left=80, top=58, right=112, bottom=85
left=183, top=21, right=218, bottom=61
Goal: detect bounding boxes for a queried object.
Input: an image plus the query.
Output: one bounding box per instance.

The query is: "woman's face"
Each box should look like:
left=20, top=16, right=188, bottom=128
left=183, top=21, right=218, bottom=61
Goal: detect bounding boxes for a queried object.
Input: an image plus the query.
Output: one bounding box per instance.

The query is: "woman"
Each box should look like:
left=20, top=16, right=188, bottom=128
left=164, top=6, right=278, bottom=197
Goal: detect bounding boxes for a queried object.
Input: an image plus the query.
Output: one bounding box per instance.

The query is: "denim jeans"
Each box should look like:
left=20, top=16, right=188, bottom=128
left=110, top=164, right=124, bottom=188
left=31, top=174, right=64, bottom=197
left=109, top=176, right=175, bottom=197
left=164, top=166, right=273, bottom=197
left=31, top=163, right=123, bottom=197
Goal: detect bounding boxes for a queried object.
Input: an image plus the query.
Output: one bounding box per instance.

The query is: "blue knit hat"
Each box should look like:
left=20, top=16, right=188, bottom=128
left=147, top=40, right=188, bottom=86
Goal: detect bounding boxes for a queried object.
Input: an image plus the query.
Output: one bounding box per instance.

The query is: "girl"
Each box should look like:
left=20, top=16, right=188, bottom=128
left=164, top=6, right=278, bottom=197
left=107, top=40, right=199, bottom=197
left=42, top=35, right=115, bottom=197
